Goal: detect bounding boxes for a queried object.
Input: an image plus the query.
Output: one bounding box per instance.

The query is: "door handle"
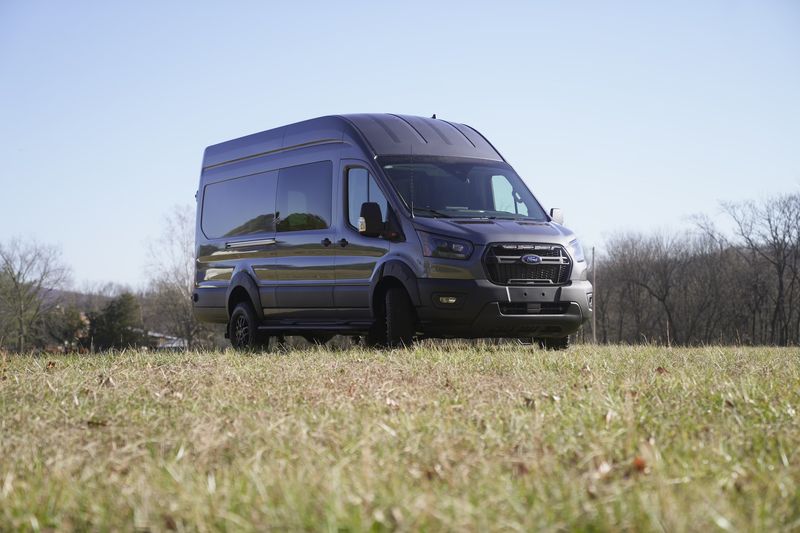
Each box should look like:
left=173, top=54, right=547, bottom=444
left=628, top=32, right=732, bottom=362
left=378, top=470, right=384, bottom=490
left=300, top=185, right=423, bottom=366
left=321, top=238, right=332, bottom=247
left=338, top=238, right=349, bottom=247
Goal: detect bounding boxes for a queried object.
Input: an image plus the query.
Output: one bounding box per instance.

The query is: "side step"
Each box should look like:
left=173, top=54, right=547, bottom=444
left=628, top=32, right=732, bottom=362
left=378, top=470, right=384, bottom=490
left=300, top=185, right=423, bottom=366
left=256, top=320, right=374, bottom=334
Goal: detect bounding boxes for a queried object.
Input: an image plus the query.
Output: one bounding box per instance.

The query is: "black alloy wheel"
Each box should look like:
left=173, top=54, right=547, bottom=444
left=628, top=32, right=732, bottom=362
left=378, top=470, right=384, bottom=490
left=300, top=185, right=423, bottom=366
left=229, top=301, right=267, bottom=350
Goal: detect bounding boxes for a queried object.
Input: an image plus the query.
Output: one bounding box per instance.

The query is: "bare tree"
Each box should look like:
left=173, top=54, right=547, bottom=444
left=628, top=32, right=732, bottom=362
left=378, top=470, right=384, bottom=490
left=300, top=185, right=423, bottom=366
left=693, top=215, right=773, bottom=345
left=0, top=238, right=70, bottom=352
left=608, top=232, right=690, bottom=345
left=723, top=193, right=800, bottom=346
left=144, top=205, right=215, bottom=348
left=593, top=194, right=800, bottom=347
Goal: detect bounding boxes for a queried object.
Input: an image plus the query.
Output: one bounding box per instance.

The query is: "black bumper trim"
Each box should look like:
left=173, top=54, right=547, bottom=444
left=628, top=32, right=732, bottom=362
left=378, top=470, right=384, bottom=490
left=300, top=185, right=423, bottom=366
left=415, top=278, right=589, bottom=339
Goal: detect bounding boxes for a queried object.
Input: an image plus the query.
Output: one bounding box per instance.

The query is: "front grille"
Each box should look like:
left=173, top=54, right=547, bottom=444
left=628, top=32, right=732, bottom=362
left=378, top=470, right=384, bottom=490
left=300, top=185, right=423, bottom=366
left=499, top=302, right=571, bottom=315
left=484, top=243, right=571, bottom=285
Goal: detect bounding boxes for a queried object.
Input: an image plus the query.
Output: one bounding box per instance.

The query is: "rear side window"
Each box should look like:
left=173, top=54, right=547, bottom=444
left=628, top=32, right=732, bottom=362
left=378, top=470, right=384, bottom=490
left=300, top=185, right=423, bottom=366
left=201, top=171, right=277, bottom=239
left=276, top=161, right=332, bottom=232
left=347, top=168, right=388, bottom=228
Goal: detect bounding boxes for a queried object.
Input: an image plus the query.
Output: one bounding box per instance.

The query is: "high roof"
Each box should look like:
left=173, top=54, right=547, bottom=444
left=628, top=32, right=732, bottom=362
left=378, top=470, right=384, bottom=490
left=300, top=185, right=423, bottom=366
left=340, top=114, right=503, bottom=161
left=202, top=114, right=504, bottom=169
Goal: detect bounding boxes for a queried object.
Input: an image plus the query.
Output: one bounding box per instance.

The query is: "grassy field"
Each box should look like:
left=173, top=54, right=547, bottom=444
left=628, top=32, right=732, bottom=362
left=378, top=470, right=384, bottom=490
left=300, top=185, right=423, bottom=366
left=1, top=343, right=799, bottom=532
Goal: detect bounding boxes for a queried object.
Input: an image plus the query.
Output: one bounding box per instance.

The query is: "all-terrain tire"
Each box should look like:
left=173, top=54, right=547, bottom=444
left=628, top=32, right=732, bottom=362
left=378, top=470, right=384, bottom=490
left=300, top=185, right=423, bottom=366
left=385, top=286, right=415, bottom=348
left=228, top=301, right=268, bottom=350
left=364, top=320, right=386, bottom=348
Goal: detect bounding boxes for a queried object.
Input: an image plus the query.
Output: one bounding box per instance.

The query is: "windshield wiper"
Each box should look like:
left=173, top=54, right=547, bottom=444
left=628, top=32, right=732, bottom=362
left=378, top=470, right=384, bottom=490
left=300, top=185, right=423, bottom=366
left=485, top=214, right=546, bottom=222
left=413, top=207, right=454, bottom=218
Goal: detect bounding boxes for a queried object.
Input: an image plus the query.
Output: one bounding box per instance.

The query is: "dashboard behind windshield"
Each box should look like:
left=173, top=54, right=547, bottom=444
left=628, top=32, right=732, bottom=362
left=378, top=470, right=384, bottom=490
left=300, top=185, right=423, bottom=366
left=380, top=156, right=547, bottom=221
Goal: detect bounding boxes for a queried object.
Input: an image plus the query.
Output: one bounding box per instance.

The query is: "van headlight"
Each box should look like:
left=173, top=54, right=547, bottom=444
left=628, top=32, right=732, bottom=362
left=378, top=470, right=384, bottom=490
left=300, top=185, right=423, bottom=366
left=417, top=231, right=474, bottom=260
left=568, top=239, right=586, bottom=263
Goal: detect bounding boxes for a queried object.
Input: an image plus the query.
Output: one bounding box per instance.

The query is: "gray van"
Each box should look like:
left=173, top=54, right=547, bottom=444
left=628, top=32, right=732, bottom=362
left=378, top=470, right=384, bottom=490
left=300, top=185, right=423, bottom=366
left=193, top=114, right=592, bottom=349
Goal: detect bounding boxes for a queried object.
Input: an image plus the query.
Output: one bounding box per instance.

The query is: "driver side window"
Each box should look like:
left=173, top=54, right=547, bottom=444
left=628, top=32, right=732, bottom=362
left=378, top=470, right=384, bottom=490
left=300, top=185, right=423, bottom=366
left=347, top=168, right=388, bottom=228
left=491, top=174, right=529, bottom=216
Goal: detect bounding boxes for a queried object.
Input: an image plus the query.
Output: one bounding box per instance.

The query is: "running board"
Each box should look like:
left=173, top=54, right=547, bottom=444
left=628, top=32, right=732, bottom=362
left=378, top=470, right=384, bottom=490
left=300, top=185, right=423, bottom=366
left=256, top=321, right=373, bottom=333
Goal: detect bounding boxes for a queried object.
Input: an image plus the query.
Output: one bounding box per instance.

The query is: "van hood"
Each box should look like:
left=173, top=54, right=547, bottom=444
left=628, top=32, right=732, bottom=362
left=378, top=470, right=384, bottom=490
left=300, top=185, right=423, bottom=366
left=411, top=218, right=575, bottom=245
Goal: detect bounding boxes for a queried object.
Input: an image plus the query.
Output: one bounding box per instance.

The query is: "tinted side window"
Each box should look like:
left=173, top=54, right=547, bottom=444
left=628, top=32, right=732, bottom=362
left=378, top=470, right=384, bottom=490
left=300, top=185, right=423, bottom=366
left=276, top=161, right=332, bottom=232
left=202, top=171, right=277, bottom=239
left=347, top=168, right=388, bottom=228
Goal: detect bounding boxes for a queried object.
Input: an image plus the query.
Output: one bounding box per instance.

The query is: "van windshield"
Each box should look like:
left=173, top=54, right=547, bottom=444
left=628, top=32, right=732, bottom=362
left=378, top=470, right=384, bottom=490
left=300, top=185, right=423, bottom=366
left=379, top=156, right=548, bottom=221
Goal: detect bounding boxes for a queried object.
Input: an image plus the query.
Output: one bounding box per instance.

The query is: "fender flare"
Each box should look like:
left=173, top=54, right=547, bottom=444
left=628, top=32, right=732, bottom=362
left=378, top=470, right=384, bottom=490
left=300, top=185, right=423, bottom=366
left=372, top=260, right=421, bottom=312
left=226, top=271, right=264, bottom=320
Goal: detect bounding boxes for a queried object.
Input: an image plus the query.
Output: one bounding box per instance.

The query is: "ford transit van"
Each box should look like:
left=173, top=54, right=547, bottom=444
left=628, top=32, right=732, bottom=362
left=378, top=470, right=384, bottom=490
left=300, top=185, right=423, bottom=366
left=193, top=114, right=592, bottom=349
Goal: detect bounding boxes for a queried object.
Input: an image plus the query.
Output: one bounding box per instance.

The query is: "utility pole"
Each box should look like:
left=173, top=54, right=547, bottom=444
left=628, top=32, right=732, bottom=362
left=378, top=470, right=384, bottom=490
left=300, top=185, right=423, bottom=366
left=592, top=246, right=597, bottom=344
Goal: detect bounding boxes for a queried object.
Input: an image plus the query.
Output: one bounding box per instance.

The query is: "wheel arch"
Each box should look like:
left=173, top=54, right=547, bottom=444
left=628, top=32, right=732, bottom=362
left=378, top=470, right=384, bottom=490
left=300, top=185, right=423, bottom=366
left=371, top=260, right=420, bottom=317
left=226, top=271, right=263, bottom=321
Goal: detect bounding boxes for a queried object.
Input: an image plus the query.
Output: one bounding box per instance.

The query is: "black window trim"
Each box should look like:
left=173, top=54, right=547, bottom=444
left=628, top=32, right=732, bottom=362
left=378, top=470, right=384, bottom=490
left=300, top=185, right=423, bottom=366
left=343, top=164, right=392, bottom=233
left=199, top=170, right=278, bottom=241
left=200, top=159, right=336, bottom=240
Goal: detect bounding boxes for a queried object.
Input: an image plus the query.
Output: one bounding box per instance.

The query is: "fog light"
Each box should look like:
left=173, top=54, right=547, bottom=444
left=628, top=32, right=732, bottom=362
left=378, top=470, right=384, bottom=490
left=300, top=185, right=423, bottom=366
left=438, top=296, right=458, bottom=304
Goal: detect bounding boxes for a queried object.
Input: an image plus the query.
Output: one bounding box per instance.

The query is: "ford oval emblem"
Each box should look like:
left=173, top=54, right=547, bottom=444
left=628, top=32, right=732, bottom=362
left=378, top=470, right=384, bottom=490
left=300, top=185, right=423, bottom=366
left=521, top=254, right=542, bottom=265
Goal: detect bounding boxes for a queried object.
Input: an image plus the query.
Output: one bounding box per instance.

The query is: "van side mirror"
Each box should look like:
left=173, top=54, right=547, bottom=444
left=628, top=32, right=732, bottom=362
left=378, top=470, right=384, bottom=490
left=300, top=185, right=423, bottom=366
left=359, top=202, right=383, bottom=237
left=549, top=208, right=564, bottom=225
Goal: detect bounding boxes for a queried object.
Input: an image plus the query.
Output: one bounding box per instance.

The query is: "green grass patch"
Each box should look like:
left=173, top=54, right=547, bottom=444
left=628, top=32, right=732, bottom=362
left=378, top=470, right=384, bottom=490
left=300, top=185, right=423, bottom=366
left=1, top=344, right=799, bottom=531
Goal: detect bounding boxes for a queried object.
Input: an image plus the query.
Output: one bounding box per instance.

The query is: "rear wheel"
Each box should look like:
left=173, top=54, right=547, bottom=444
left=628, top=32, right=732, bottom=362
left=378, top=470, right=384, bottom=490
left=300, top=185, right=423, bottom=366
left=229, top=301, right=268, bottom=350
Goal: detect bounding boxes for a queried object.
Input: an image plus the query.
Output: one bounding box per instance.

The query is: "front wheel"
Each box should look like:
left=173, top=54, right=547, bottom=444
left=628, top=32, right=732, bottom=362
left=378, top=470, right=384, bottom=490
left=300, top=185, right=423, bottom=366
left=365, top=286, right=416, bottom=348
left=385, top=286, right=415, bottom=347
left=229, top=302, right=268, bottom=350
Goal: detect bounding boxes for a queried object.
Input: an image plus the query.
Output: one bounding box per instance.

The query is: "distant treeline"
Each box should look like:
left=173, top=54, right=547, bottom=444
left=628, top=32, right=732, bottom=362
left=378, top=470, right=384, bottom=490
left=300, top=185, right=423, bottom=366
left=2, top=196, right=799, bottom=352
left=0, top=206, right=222, bottom=353
left=592, top=192, right=800, bottom=346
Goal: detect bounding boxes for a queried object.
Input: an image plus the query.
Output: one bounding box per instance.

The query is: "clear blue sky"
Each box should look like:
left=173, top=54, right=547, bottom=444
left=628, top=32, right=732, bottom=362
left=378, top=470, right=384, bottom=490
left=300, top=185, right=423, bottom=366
left=1, top=1, right=798, bottom=287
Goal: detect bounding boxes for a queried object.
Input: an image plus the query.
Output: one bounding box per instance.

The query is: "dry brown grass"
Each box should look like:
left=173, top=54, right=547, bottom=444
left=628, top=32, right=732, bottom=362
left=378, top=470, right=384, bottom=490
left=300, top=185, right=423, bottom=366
left=1, top=343, right=799, bottom=531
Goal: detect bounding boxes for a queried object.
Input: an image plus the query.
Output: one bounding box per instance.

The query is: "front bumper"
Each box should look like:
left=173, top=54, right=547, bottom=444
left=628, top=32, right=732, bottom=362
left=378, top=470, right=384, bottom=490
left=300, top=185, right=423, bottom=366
left=415, top=278, right=592, bottom=338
